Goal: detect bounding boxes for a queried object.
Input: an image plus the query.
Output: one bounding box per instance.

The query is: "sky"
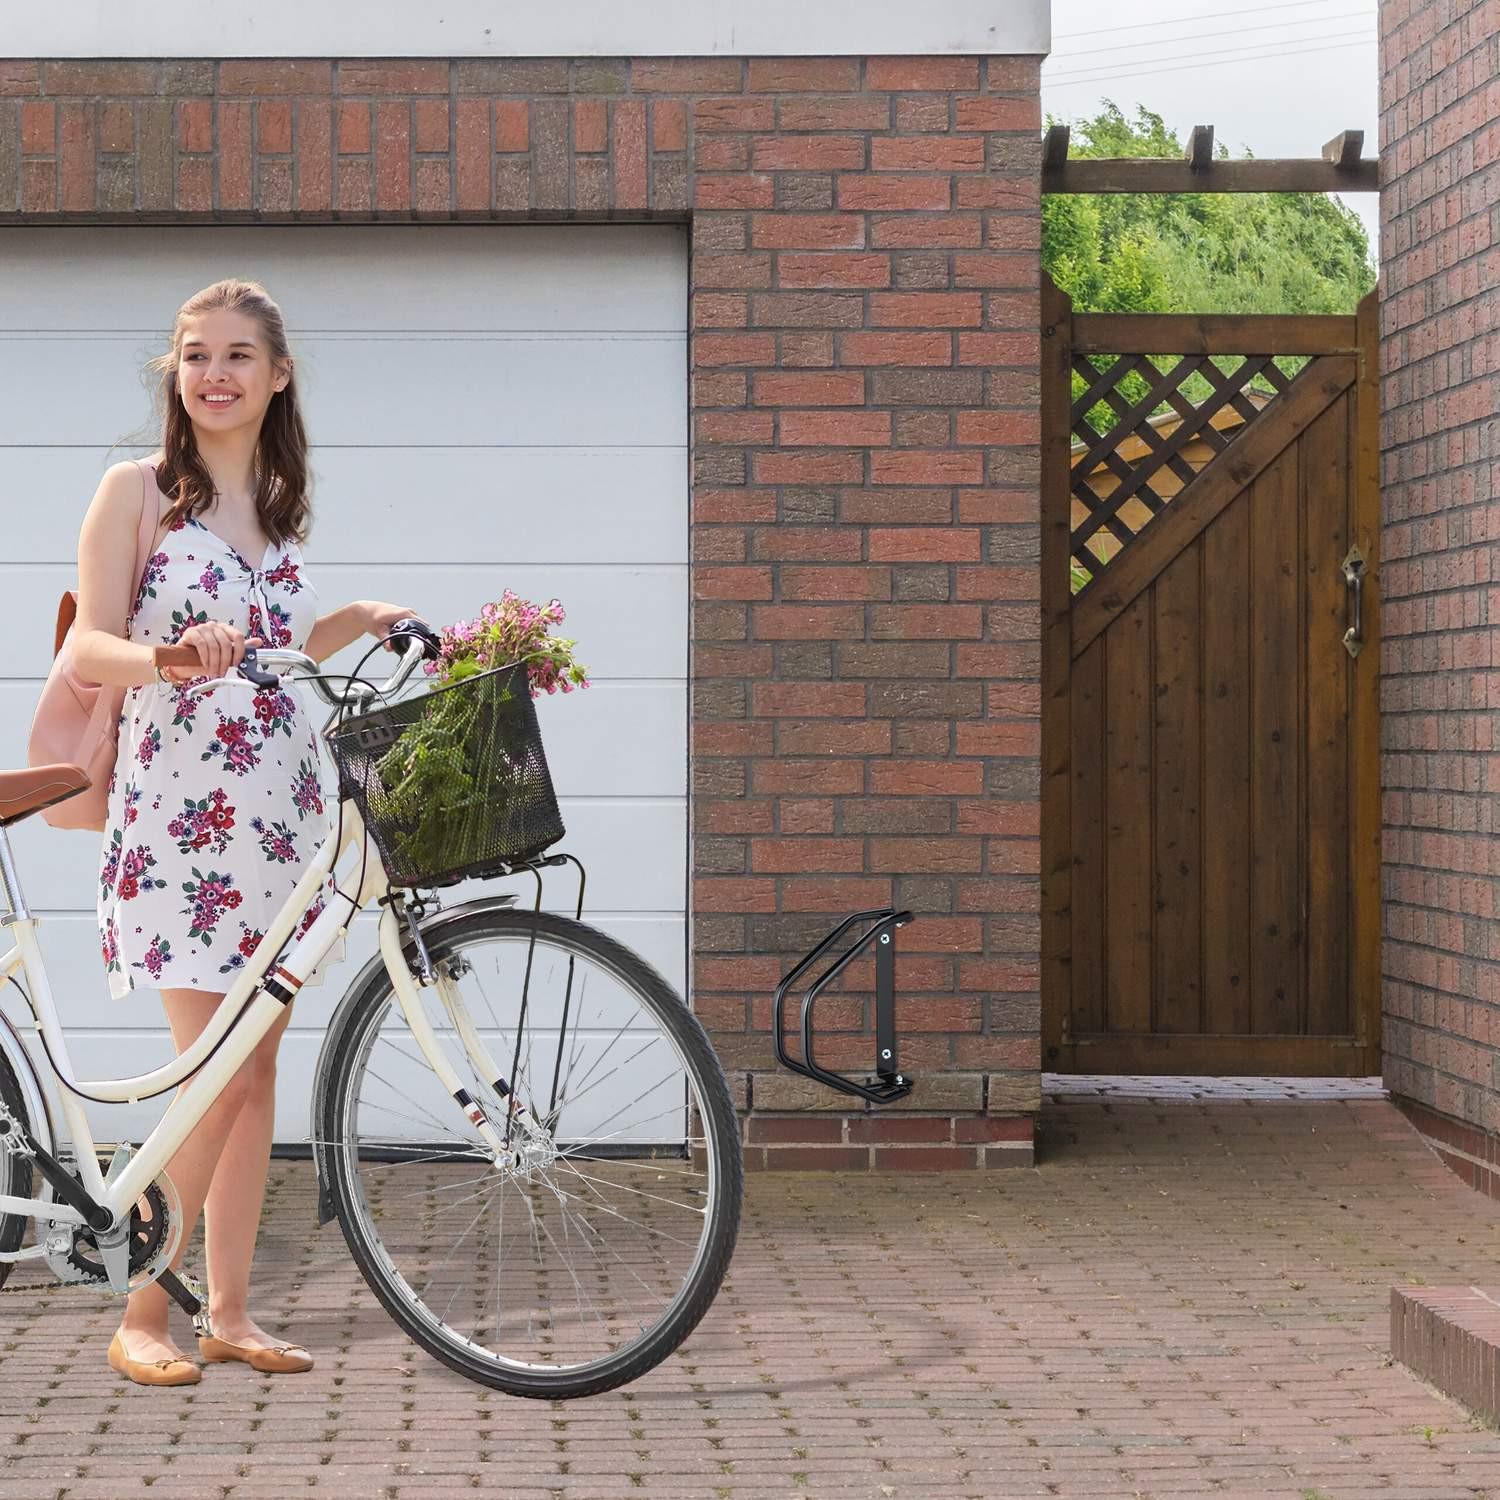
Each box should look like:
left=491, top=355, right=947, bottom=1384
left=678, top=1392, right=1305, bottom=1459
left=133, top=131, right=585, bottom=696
left=1041, top=0, right=1381, bottom=253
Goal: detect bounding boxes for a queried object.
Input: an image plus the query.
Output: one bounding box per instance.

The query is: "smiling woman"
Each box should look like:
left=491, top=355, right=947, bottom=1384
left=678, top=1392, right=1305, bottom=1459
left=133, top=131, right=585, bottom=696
left=61, top=278, right=422, bottom=1386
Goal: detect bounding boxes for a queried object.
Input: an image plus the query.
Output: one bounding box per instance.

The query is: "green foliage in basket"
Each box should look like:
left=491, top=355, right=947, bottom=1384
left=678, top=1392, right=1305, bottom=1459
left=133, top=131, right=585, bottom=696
left=368, top=593, right=589, bottom=879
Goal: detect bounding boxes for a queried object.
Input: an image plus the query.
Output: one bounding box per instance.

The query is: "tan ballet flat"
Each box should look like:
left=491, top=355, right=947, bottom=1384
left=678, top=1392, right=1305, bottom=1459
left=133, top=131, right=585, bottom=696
left=197, top=1332, right=314, bottom=1373
left=107, top=1330, right=201, bottom=1386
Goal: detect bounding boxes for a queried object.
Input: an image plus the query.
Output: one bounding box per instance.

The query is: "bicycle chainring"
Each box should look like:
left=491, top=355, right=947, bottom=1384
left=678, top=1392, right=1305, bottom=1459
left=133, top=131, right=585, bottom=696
left=42, top=1171, right=183, bottom=1294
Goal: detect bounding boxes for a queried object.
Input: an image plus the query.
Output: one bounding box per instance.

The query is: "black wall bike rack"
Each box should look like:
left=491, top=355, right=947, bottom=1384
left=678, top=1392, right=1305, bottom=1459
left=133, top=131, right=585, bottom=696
left=773, top=907, right=915, bottom=1105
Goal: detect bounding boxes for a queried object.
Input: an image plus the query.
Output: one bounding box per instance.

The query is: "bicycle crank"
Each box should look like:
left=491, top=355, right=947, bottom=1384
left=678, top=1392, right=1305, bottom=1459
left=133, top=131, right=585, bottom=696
left=42, top=1144, right=184, bottom=1295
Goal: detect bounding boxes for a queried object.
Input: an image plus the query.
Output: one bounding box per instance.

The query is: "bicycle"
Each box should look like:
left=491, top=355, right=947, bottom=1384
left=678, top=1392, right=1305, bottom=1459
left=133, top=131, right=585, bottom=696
left=0, top=623, right=742, bottom=1398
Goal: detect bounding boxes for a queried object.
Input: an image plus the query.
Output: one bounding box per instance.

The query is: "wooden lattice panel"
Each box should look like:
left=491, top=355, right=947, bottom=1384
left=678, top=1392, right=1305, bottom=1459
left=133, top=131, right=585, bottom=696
left=1069, top=354, right=1295, bottom=586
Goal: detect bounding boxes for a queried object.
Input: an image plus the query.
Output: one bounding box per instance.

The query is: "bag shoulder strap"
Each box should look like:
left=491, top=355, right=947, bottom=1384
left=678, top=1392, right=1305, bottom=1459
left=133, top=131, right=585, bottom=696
left=133, top=457, right=161, bottom=572
left=51, top=459, right=162, bottom=657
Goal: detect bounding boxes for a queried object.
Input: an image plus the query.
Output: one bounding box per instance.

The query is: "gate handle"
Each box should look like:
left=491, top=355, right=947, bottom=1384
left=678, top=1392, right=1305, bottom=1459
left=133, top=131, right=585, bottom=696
left=1341, top=544, right=1366, bottom=659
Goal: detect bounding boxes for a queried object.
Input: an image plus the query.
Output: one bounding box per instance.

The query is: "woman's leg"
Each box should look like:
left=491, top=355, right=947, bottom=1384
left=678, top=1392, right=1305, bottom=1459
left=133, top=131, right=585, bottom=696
left=115, top=987, right=256, bottom=1364
left=200, top=1000, right=295, bottom=1349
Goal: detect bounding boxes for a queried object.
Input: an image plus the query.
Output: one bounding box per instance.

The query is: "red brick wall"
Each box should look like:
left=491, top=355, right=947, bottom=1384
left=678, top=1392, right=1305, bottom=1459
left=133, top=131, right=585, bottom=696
left=1378, top=1, right=1500, bottom=1160
left=0, top=55, right=1043, bottom=1168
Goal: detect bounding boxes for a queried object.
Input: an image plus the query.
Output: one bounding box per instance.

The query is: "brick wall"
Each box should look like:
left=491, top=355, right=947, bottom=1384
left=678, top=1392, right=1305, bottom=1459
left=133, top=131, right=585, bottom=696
left=0, top=55, right=1044, bottom=1168
left=1378, top=0, right=1500, bottom=1168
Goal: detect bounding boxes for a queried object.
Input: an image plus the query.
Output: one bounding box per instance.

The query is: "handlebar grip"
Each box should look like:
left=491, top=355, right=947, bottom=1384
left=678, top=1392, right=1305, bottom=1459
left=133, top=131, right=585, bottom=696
left=387, top=617, right=442, bottom=660
left=152, top=644, right=202, bottom=671
left=151, top=642, right=279, bottom=688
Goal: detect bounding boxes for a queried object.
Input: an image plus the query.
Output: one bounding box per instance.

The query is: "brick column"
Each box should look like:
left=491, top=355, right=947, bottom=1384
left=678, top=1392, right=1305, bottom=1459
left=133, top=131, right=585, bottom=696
left=1378, top=0, right=1500, bottom=1185
left=0, top=54, right=1044, bottom=1168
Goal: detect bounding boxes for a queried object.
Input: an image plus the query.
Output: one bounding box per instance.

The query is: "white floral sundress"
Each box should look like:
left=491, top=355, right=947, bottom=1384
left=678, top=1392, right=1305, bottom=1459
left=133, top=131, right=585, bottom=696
left=97, top=465, right=341, bottom=998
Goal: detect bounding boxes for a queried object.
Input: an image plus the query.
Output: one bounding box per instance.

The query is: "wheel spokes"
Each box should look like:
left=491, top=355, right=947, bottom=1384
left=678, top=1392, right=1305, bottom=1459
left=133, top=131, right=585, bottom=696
left=336, top=924, right=721, bottom=1377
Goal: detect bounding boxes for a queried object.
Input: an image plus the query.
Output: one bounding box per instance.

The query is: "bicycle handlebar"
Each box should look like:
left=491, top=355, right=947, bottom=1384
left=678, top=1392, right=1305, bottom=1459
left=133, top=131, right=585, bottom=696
left=150, top=617, right=441, bottom=710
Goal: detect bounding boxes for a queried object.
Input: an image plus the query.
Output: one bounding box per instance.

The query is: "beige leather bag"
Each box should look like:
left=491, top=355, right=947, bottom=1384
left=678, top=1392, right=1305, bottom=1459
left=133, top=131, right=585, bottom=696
left=27, top=459, right=161, bottom=832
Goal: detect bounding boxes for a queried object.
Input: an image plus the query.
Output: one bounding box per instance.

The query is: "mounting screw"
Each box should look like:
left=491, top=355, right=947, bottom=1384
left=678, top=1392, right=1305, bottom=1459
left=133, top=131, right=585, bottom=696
left=881, top=1048, right=892, bottom=1059
left=896, top=1076, right=905, bottom=1085
left=880, top=933, right=890, bottom=945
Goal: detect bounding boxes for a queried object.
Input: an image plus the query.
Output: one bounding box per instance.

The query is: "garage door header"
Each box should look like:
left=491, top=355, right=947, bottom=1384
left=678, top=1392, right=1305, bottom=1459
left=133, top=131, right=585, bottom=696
left=1, top=0, right=1050, bottom=59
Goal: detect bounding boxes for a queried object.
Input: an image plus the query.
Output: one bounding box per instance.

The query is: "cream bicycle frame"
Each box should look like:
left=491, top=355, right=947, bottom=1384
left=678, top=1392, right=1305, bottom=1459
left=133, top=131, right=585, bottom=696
left=0, top=662, right=519, bottom=1244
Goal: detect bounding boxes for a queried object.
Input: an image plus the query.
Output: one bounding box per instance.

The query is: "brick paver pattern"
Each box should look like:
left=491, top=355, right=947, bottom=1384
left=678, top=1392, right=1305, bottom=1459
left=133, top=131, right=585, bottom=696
left=2, top=1088, right=1498, bottom=1499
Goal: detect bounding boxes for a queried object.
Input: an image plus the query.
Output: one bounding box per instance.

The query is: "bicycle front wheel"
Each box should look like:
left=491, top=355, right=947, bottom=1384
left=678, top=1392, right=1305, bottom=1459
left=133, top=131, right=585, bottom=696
left=318, top=905, right=742, bottom=1398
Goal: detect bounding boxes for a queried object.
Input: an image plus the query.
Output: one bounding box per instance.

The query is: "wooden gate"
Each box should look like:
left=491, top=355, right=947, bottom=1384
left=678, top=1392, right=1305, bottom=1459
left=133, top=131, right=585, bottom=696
left=1040, top=276, right=1381, bottom=1074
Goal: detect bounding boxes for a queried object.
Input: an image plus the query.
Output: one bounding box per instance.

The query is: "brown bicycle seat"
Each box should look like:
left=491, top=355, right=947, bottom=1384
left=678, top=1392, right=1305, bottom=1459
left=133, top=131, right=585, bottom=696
left=0, top=764, right=91, bottom=826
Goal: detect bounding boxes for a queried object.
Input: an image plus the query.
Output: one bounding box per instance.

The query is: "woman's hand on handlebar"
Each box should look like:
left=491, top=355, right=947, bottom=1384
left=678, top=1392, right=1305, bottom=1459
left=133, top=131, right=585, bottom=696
left=162, top=622, right=263, bottom=683
left=359, top=601, right=428, bottom=652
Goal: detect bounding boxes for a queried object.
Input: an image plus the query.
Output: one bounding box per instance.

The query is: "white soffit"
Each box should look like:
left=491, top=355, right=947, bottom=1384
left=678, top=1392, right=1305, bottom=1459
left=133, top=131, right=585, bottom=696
left=3, top=1, right=1051, bottom=59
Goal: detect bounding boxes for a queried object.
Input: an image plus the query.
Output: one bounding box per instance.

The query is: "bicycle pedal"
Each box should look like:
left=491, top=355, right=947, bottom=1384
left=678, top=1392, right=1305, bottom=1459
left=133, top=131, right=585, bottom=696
left=161, top=1266, right=211, bottom=1334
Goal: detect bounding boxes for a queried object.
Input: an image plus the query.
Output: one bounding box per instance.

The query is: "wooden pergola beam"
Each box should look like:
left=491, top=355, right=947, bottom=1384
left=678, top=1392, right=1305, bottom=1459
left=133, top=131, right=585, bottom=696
left=1043, top=123, right=1071, bottom=170
left=1043, top=155, right=1377, bottom=194
left=1042, top=125, right=1377, bottom=194
left=1322, top=129, right=1365, bottom=168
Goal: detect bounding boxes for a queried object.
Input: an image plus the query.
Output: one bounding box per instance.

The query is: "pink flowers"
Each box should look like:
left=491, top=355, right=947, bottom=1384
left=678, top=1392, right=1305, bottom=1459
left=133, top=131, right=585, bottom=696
left=168, top=790, right=235, bottom=855
left=181, top=867, right=243, bottom=945
left=425, top=590, right=589, bottom=698
left=265, top=556, right=303, bottom=594
left=140, top=935, right=172, bottom=979
left=251, top=815, right=299, bottom=865
left=292, top=758, right=325, bottom=820
left=203, top=712, right=262, bottom=776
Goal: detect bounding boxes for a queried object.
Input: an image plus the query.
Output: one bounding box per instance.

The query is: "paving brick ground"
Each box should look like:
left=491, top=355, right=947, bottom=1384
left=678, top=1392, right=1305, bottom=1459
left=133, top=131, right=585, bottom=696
left=3, top=1081, right=1499, bottom=1499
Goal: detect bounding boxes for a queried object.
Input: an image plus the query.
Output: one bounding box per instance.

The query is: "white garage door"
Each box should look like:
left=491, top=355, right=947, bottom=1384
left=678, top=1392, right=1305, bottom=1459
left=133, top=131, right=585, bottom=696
left=0, top=225, right=688, bottom=1146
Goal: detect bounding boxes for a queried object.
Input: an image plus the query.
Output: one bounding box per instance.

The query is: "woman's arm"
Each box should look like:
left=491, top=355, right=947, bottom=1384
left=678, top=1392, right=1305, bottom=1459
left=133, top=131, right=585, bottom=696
left=304, top=600, right=421, bottom=665
left=303, top=602, right=369, bottom=664
left=71, top=462, right=162, bottom=688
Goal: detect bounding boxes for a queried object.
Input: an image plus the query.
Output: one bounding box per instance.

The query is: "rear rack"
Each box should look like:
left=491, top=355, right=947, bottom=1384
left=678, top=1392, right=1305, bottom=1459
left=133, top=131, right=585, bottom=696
left=772, top=907, right=915, bottom=1105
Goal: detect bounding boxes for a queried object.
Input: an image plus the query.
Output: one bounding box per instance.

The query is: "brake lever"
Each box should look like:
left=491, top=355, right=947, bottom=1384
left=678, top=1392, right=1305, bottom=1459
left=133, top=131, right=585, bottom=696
left=236, top=647, right=281, bottom=689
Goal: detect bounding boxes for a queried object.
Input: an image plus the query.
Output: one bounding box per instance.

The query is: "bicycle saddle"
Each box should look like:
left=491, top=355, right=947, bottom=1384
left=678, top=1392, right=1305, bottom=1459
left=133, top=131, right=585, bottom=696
left=0, top=763, right=91, bottom=826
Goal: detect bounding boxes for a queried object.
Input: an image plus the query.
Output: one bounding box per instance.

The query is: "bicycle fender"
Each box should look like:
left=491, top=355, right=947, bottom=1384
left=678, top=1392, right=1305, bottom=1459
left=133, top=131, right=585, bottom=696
left=0, top=999, right=56, bottom=1159
left=306, top=892, right=518, bottom=1226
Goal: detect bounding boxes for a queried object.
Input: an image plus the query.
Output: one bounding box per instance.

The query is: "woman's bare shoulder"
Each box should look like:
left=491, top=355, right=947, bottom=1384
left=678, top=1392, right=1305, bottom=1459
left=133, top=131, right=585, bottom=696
left=80, top=458, right=153, bottom=539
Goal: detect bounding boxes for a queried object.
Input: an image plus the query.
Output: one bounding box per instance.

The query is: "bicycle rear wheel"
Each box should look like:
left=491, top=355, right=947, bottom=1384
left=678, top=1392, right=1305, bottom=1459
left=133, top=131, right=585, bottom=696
left=0, top=1052, right=33, bottom=1289
left=318, top=906, right=742, bottom=1398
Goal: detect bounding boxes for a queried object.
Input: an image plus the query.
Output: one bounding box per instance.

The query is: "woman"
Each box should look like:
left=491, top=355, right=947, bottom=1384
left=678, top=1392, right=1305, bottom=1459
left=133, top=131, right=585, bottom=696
left=72, top=278, right=423, bottom=1386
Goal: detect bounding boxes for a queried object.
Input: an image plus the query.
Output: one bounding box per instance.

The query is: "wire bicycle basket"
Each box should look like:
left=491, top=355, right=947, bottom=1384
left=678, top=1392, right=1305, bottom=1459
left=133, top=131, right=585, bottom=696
left=773, top=907, right=915, bottom=1105
left=326, top=660, right=566, bottom=889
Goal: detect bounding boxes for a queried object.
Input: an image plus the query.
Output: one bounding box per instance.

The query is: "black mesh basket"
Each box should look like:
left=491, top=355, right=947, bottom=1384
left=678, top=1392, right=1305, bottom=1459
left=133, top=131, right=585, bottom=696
left=325, top=660, right=565, bottom=889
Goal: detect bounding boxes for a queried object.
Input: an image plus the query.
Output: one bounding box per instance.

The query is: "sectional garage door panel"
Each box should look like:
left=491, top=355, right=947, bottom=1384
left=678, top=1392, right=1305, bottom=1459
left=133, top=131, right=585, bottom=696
left=0, top=678, right=686, bottom=801
left=0, top=225, right=685, bottom=333
left=3, top=565, right=687, bottom=682
left=8, top=447, right=687, bottom=566
left=0, top=333, right=685, bottom=447
left=0, top=224, right=689, bottom=1144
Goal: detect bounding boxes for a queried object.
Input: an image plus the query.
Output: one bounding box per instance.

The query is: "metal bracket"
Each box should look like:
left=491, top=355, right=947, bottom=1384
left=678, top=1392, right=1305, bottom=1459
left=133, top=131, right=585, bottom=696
left=773, top=908, right=915, bottom=1106
left=0, top=1096, right=33, bottom=1158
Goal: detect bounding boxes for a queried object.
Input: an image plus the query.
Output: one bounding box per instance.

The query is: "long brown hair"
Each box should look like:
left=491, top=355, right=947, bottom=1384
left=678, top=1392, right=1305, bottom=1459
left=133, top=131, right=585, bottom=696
left=147, top=279, right=311, bottom=546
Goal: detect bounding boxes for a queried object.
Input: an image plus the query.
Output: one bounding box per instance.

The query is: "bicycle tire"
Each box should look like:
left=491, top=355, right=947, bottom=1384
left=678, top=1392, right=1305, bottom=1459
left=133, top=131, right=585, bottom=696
left=318, top=905, right=743, bottom=1398
left=0, top=1051, right=34, bottom=1289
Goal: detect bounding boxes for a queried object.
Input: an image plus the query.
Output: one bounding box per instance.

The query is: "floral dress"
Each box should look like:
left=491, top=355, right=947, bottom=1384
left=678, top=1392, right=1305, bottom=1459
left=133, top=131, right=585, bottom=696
left=97, top=475, right=341, bottom=998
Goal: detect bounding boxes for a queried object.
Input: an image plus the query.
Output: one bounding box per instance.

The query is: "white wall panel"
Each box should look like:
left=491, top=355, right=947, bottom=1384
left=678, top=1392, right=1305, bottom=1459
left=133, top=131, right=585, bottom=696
left=0, top=567, right=687, bottom=680
left=6, top=446, right=687, bottom=565
left=0, top=226, right=687, bottom=333
left=0, top=334, right=685, bottom=448
left=0, top=679, right=685, bottom=801
left=4, top=910, right=685, bottom=1033
left=0, top=224, right=689, bottom=1146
